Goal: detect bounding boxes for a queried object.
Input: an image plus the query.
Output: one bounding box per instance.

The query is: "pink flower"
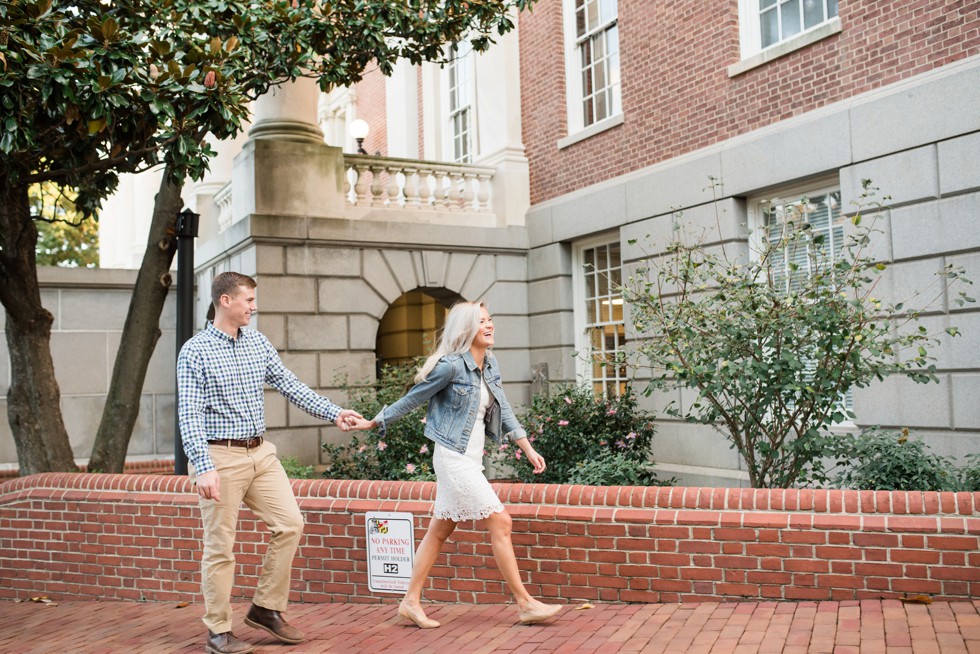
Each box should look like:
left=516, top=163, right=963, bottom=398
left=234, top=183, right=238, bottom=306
left=599, top=440, right=607, bottom=446
left=378, top=441, right=387, bottom=451
left=420, top=417, right=427, bottom=424
left=499, top=443, right=509, bottom=451
left=627, top=432, right=637, bottom=440
left=357, top=445, right=366, bottom=453
left=607, top=408, right=618, bottom=416
left=405, top=463, right=416, bottom=473
left=564, top=396, right=573, bottom=405
left=515, top=451, right=523, bottom=460
left=616, top=440, right=626, bottom=449
left=558, top=420, right=569, bottom=426
left=419, top=444, right=429, bottom=454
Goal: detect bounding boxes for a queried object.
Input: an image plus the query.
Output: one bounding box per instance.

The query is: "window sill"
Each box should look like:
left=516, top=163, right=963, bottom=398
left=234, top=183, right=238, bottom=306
left=557, top=113, right=624, bottom=150
left=728, top=17, right=842, bottom=78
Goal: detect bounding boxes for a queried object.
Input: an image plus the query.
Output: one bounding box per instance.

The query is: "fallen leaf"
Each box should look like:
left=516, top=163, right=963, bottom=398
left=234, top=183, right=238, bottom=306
left=175, top=602, right=189, bottom=608
left=574, top=603, right=595, bottom=610
left=899, top=594, right=932, bottom=604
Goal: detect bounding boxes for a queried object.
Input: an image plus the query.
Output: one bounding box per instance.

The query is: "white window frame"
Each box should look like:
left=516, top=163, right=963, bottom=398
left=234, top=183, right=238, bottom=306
left=748, top=180, right=856, bottom=425
left=443, top=41, right=477, bottom=163
left=572, top=234, right=628, bottom=399
left=559, top=0, right=623, bottom=149
left=731, top=0, right=841, bottom=77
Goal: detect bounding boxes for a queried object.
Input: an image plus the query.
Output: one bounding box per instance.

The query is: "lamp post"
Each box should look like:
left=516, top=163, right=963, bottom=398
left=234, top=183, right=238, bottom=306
left=174, top=207, right=200, bottom=476
left=349, top=118, right=370, bottom=154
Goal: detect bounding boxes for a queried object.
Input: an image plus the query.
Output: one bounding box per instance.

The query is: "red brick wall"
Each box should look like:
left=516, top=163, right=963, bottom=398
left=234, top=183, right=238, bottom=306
left=2, top=474, right=978, bottom=605
left=519, top=1, right=980, bottom=204
left=354, top=66, right=389, bottom=157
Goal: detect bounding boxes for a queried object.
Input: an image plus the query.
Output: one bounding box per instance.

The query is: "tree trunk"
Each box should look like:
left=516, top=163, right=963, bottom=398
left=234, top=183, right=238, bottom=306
left=87, top=171, right=183, bottom=473
left=0, top=181, right=78, bottom=474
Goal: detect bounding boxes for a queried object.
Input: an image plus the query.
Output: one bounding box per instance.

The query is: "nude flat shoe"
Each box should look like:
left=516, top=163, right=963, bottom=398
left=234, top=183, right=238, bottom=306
left=518, top=603, right=562, bottom=625
left=398, top=601, right=441, bottom=629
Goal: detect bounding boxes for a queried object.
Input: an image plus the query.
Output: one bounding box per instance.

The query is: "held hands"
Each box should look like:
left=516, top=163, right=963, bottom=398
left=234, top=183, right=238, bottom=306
left=347, top=416, right=377, bottom=431
left=335, top=409, right=365, bottom=431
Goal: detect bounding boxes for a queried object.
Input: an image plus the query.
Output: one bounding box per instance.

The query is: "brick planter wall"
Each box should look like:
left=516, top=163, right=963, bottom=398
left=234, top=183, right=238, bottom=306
left=1, top=474, right=978, bottom=604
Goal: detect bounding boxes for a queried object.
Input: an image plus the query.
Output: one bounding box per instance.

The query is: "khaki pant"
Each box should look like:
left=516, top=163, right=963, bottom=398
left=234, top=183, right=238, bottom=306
left=191, top=440, right=304, bottom=633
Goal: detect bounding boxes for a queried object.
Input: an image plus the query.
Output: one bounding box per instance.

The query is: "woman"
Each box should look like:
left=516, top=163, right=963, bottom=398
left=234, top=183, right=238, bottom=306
left=351, top=301, right=562, bottom=629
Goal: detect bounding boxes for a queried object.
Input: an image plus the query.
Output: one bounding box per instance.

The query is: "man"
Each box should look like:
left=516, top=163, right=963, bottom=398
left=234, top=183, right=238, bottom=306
left=178, top=272, right=361, bottom=654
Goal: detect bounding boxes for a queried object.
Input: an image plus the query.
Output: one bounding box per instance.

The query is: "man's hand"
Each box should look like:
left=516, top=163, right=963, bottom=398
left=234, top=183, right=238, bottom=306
left=196, top=470, right=221, bottom=502
left=336, top=409, right=364, bottom=431
left=348, top=417, right=377, bottom=431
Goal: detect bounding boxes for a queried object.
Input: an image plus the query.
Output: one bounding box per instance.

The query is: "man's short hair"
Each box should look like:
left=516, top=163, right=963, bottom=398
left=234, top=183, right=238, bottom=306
left=211, top=272, right=257, bottom=306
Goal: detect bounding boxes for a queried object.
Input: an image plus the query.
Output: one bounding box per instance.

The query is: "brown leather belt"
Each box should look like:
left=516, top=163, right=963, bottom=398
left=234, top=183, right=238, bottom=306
left=208, top=436, right=263, bottom=449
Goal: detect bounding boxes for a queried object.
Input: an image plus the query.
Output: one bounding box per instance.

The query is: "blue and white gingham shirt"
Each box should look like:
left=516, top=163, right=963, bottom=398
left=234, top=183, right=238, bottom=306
left=177, top=322, right=341, bottom=474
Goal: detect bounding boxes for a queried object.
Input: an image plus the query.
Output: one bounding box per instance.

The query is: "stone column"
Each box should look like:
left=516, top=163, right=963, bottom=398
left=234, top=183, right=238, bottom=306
left=231, top=78, right=346, bottom=222
left=249, top=77, right=325, bottom=143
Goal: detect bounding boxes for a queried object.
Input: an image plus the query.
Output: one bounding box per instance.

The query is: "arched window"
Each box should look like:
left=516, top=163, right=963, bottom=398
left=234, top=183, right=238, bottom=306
left=375, top=289, right=463, bottom=370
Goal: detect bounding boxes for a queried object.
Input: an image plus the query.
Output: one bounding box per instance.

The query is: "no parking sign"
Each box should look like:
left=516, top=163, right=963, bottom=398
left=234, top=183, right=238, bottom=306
left=365, top=512, right=415, bottom=594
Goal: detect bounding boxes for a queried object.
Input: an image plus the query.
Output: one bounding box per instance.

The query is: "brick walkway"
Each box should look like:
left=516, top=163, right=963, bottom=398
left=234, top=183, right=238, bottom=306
left=2, top=599, right=979, bottom=653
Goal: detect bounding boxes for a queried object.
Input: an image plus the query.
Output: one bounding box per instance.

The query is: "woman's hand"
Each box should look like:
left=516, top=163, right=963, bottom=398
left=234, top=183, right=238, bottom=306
left=519, top=442, right=546, bottom=474
left=348, top=417, right=377, bottom=431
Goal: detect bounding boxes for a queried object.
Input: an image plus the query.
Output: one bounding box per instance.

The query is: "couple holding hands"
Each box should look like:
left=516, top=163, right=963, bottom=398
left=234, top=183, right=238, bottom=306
left=178, top=272, right=560, bottom=654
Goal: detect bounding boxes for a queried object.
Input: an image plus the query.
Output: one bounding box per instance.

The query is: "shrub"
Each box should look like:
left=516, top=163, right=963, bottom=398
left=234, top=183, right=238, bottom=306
left=831, top=428, right=961, bottom=491
left=566, top=451, right=658, bottom=486
left=626, top=181, right=974, bottom=488
left=321, top=363, right=436, bottom=482
left=960, top=453, right=980, bottom=492
left=492, top=383, right=669, bottom=486
left=279, top=456, right=316, bottom=479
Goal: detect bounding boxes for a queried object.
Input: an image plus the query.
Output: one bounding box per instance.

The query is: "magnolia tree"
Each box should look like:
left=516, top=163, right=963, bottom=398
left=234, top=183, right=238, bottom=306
left=624, top=181, right=974, bottom=488
left=0, top=0, right=533, bottom=474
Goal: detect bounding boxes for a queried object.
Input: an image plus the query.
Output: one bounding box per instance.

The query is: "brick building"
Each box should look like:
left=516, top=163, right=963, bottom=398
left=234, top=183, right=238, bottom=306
left=77, top=0, right=980, bottom=485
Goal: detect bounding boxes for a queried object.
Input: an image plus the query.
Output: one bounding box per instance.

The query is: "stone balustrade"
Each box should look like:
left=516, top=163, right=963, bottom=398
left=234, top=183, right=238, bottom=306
left=214, top=181, right=233, bottom=232
left=343, top=154, right=495, bottom=213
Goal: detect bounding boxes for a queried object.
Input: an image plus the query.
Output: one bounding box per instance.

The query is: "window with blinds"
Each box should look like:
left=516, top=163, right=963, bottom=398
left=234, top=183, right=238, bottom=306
left=763, top=190, right=843, bottom=294
left=756, top=188, right=852, bottom=412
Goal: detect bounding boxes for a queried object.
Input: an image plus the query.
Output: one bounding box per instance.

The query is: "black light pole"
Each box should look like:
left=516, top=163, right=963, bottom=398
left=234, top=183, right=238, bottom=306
left=174, top=207, right=200, bottom=476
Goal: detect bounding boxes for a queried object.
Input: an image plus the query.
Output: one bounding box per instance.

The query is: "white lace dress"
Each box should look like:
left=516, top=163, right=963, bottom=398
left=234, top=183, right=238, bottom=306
left=432, top=380, right=505, bottom=522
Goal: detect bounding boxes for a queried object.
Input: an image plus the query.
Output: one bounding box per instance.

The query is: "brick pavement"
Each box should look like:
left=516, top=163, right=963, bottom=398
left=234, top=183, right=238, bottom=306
left=2, top=599, right=979, bottom=654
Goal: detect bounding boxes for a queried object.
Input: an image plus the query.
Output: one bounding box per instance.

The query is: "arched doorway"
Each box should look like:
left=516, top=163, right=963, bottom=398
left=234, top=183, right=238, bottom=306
left=376, top=288, right=463, bottom=370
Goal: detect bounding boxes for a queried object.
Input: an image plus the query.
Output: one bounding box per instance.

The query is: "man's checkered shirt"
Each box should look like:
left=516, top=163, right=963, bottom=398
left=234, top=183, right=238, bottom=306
left=177, top=322, right=341, bottom=474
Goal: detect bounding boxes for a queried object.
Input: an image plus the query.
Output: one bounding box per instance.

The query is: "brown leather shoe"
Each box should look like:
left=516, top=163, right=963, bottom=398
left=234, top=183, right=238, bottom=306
left=244, top=603, right=305, bottom=644
left=205, top=630, right=254, bottom=654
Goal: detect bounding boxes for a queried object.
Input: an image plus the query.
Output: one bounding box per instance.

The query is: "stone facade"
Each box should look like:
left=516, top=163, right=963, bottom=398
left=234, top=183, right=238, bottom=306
left=0, top=268, right=178, bottom=469
left=525, top=53, right=980, bottom=486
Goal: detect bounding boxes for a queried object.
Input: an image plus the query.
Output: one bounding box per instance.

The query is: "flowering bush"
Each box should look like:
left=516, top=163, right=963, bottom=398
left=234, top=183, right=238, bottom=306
left=831, top=428, right=961, bottom=491
left=492, top=384, right=668, bottom=486
left=321, top=363, right=436, bottom=481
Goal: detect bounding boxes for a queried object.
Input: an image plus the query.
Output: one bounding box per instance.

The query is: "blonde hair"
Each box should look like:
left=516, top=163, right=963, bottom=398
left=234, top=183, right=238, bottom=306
left=415, top=301, right=487, bottom=383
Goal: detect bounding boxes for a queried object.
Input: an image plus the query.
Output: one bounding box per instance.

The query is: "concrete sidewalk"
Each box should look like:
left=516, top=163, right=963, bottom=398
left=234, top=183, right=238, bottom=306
left=1, top=598, right=979, bottom=653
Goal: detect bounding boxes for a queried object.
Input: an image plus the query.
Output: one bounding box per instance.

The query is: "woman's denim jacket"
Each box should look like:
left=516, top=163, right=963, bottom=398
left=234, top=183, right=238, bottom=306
left=372, top=351, right=527, bottom=454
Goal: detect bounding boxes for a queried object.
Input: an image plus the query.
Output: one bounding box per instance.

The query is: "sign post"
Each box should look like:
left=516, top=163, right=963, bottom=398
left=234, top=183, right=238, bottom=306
left=365, top=512, right=415, bottom=594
